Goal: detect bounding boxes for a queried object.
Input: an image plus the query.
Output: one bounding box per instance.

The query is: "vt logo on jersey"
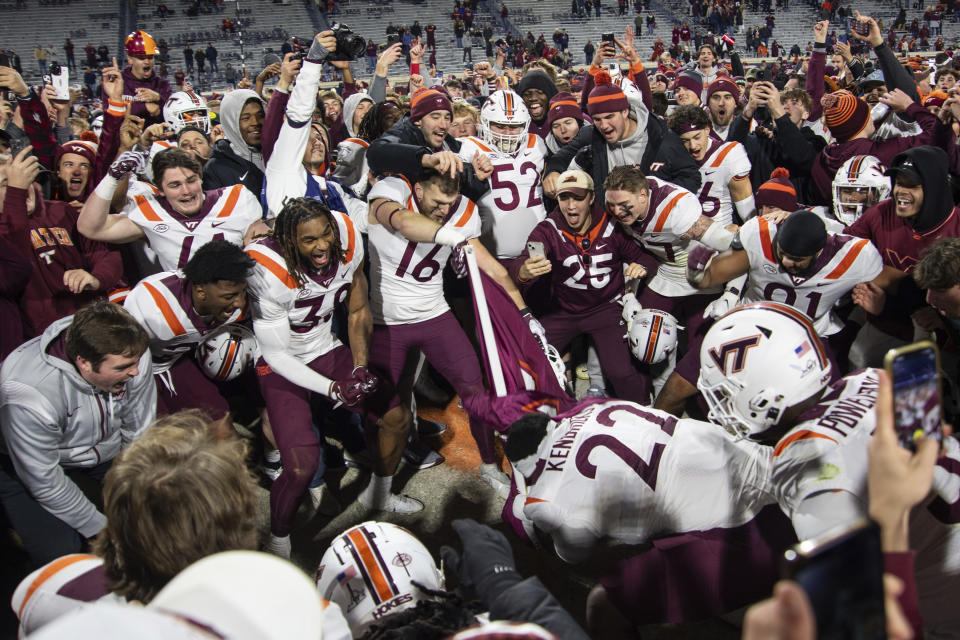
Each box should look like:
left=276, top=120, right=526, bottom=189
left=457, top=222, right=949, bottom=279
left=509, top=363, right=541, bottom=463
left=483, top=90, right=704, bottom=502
left=708, top=335, right=761, bottom=374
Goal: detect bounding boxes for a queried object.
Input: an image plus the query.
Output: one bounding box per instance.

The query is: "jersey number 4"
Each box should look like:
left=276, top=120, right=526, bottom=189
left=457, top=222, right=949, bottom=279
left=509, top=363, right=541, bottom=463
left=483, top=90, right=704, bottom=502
left=576, top=404, right=677, bottom=491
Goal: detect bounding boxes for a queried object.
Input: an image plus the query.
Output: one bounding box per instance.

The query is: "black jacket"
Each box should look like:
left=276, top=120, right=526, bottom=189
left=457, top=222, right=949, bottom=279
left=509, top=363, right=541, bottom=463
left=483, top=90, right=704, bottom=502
left=367, top=115, right=488, bottom=202
left=728, top=113, right=826, bottom=203
left=545, top=114, right=700, bottom=202
left=203, top=139, right=264, bottom=196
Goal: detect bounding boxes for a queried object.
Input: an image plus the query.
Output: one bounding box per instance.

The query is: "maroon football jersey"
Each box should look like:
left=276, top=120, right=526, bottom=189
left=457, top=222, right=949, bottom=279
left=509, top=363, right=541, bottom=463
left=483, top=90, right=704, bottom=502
left=512, top=203, right=654, bottom=314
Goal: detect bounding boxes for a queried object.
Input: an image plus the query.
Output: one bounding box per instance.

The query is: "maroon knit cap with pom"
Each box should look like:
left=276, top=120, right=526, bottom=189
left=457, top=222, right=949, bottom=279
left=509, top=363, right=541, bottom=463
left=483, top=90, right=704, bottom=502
left=587, top=71, right=629, bottom=115
left=546, top=91, right=584, bottom=128
left=755, top=167, right=799, bottom=212
left=821, top=90, right=870, bottom=142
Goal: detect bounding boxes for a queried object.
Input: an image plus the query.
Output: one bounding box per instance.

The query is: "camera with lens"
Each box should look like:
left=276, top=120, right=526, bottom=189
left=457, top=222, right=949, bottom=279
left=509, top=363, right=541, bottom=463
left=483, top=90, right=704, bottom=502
left=328, top=23, right=367, bottom=61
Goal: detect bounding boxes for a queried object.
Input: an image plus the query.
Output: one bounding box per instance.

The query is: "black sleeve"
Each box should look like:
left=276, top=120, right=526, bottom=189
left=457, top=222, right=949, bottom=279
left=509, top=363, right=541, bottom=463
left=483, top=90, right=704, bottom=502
left=487, top=576, right=592, bottom=640
left=728, top=113, right=751, bottom=144
left=545, top=124, right=594, bottom=174
left=367, top=130, right=431, bottom=182
left=874, top=43, right=920, bottom=102
left=730, top=50, right=744, bottom=77
left=771, top=114, right=820, bottom=174
left=848, top=57, right=865, bottom=81
left=650, top=130, right=701, bottom=193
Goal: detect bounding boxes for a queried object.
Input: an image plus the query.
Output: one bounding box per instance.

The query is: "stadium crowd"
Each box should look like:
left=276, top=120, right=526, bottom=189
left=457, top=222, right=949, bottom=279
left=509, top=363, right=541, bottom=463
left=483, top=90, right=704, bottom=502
left=4, top=4, right=960, bottom=638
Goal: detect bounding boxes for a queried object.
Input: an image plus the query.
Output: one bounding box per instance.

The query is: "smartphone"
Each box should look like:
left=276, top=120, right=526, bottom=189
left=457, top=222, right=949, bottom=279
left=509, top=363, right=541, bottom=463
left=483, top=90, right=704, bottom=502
left=884, top=340, right=942, bottom=451
left=665, top=88, right=675, bottom=100
left=48, top=63, right=70, bottom=100
left=783, top=519, right=887, bottom=639
left=601, top=32, right=615, bottom=45
left=850, top=18, right=870, bottom=37
left=527, top=241, right=545, bottom=258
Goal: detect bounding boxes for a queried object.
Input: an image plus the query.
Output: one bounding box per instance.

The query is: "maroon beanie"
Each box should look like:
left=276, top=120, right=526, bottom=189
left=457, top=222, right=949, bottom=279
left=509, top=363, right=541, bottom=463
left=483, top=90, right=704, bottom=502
left=821, top=90, right=870, bottom=142
left=546, top=91, right=583, bottom=128
left=409, top=88, right=453, bottom=123
left=674, top=71, right=703, bottom=100
left=755, top=167, right=799, bottom=212
left=705, top=77, right=740, bottom=103
left=587, top=71, right=629, bottom=115
left=55, top=140, right=97, bottom=169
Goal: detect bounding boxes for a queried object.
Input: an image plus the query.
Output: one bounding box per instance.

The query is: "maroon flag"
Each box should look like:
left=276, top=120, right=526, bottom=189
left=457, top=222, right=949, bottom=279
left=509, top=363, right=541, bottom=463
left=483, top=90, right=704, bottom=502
left=462, top=268, right=576, bottom=431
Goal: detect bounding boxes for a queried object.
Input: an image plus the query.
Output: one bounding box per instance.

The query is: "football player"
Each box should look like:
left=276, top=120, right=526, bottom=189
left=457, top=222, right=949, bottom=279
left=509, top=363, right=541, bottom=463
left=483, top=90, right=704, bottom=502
left=602, top=165, right=736, bottom=352
left=509, top=170, right=653, bottom=403
left=667, top=104, right=753, bottom=227
left=123, top=240, right=254, bottom=427
left=828, top=154, right=891, bottom=231
left=78, top=148, right=269, bottom=271
left=245, top=197, right=409, bottom=557
left=457, top=89, right=548, bottom=259
left=697, top=302, right=960, bottom=632
left=366, top=168, right=529, bottom=496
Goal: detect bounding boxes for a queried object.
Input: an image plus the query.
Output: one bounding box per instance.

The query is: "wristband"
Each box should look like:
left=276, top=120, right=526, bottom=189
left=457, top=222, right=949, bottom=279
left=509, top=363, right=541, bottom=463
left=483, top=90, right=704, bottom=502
left=94, top=175, right=120, bottom=201
left=519, top=306, right=532, bottom=317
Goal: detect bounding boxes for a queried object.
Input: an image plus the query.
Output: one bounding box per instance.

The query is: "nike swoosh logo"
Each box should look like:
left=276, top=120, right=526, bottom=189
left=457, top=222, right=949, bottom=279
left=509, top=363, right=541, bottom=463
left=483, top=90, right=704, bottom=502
left=239, top=171, right=249, bottom=181
left=211, top=221, right=228, bottom=228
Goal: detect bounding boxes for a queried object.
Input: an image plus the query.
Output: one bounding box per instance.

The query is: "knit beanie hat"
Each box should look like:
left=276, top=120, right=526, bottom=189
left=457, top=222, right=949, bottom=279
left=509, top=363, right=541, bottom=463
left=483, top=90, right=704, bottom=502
left=821, top=90, right=870, bottom=142
left=924, top=90, right=948, bottom=108
left=705, top=77, right=740, bottom=103
left=675, top=71, right=703, bottom=99
left=546, top=91, right=583, bottom=128
left=587, top=71, right=629, bottom=115
left=409, top=88, right=453, bottom=123
left=55, top=140, right=97, bottom=168
left=516, top=69, right=558, bottom=101
left=755, top=167, right=798, bottom=212
left=777, top=210, right=827, bottom=257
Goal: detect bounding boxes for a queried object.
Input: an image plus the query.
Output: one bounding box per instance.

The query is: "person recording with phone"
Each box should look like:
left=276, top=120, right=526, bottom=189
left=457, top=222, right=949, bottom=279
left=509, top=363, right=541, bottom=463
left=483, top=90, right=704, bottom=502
left=507, top=169, right=654, bottom=404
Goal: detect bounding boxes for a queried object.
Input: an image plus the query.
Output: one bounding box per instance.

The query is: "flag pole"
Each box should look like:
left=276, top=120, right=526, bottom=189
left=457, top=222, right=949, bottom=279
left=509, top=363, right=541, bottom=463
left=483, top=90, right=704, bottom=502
left=464, top=244, right=507, bottom=396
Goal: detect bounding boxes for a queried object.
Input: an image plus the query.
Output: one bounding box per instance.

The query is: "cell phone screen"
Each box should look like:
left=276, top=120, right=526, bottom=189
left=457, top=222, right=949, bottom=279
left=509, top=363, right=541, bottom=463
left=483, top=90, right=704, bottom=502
left=785, top=521, right=886, bottom=639
left=891, top=345, right=941, bottom=450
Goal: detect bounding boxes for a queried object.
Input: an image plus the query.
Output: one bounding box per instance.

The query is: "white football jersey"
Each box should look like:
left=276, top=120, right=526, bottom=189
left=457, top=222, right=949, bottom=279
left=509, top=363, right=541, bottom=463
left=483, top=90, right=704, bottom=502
left=621, top=177, right=718, bottom=296
left=739, top=217, right=883, bottom=335
left=245, top=212, right=363, bottom=360
left=121, top=183, right=264, bottom=271
left=695, top=140, right=751, bottom=226
left=366, top=176, right=481, bottom=325
left=457, top=133, right=547, bottom=258
left=771, top=369, right=879, bottom=521
left=513, top=400, right=774, bottom=557
left=124, top=270, right=245, bottom=374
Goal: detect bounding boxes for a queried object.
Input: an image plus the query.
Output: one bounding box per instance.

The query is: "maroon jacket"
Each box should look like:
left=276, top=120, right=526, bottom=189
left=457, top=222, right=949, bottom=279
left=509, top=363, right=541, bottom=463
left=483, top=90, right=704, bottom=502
left=0, top=231, right=32, bottom=359
left=0, top=186, right=123, bottom=336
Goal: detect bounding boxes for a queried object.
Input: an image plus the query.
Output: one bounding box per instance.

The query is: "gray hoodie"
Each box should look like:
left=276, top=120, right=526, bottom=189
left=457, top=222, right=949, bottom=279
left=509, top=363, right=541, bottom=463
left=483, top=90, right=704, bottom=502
left=0, top=316, right=156, bottom=537
left=219, top=89, right=265, bottom=171
left=343, top=92, right=374, bottom=139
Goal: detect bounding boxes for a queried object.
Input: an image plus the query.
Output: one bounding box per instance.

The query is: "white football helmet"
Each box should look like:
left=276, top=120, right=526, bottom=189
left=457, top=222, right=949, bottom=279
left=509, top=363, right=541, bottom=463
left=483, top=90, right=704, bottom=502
left=614, top=75, right=644, bottom=109
left=316, top=521, right=444, bottom=636
left=627, top=308, right=680, bottom=364
left=163, top=90, right=211, bottom=134
left=831, top=155, right=890, bottom=226
left=479, top=89, right=530, bottom=154
left=697, top=302, right=832, bottom=440
left=90, top=114, right=104, bottom=138
left=196, top=325, right=257, bottom=381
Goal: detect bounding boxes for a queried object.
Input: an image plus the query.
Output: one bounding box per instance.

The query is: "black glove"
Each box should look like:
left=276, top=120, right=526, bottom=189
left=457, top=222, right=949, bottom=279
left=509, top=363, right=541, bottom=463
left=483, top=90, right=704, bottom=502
left=440, top=518, right=521, bottom=598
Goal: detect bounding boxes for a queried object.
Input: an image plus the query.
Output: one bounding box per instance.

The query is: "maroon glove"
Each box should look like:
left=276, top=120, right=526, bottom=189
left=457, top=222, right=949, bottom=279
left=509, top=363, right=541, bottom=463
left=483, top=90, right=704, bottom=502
left=351, top=365, right=380, bottom=395
left=686, top=244, right=718, bottom=285
left=449, top=240, right=469, bottom=279
left=330, top=377, right=364, bottom=407
left=107, top=150, right=149, bottom=180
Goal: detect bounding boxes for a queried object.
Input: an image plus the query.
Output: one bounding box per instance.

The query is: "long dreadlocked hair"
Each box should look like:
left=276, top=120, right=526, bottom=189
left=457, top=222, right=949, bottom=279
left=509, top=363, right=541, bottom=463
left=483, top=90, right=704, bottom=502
left=360, top=583, right=486, bottom=640
left=357, top=101, right=404, bottom=143
left=272, top=197, right=345, bottom=287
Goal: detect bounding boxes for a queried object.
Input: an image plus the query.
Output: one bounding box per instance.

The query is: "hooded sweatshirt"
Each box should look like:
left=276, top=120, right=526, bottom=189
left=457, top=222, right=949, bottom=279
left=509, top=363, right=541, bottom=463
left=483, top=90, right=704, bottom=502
left=203, top=89, right=266, bottom=196
left=342, top=92, right=374, bottom=139
left=0, top=316, right=156, bottom=538
left=517, top=70, right=558, bottom=138
left=846, top=145, right=960, bottom=338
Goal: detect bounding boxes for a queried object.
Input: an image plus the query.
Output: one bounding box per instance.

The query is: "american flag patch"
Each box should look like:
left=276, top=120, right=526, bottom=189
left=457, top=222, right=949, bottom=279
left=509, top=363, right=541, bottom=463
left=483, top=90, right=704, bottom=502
left=795, top=341, right=811, bottom=356
left=336, top=566, right=358, bottom=582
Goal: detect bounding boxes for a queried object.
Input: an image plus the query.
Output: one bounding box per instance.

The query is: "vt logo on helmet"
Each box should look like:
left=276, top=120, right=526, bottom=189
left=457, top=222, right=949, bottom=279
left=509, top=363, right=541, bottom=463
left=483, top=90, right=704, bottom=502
left=697, top=301, right=832, bottom=440
left=479, top=89, right=530, bottom=154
